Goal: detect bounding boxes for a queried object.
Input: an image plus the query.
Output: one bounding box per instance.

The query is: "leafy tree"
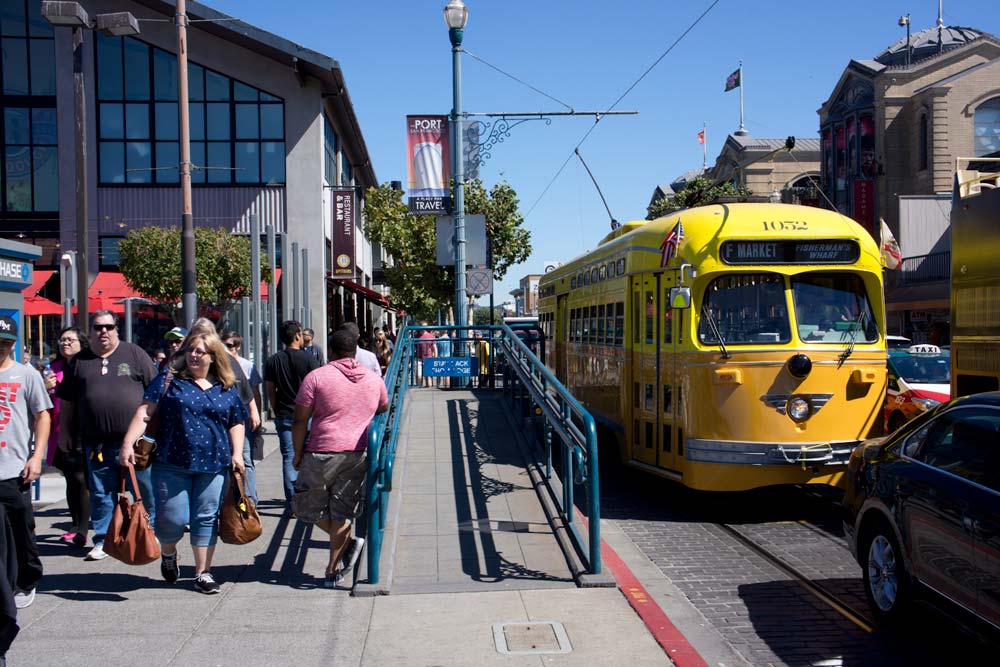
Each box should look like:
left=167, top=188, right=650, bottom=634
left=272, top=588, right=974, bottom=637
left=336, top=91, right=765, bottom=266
left=646, top=177, right=752, bottom=220
left=117, top=226, right=271, bottom=323
left=472, top=305, right=504, bottom=326
left=363, top=179, right=532, bottom=320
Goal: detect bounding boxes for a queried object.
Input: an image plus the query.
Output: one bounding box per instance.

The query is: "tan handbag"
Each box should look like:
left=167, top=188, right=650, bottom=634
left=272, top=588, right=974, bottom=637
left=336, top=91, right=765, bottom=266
left=219, top=468, right=262, bottom=545
left=104, top=464, right=161, bottom=565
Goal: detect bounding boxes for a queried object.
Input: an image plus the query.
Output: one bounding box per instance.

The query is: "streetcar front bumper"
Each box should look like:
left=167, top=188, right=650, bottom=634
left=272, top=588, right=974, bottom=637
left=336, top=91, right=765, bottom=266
left=684, top=438, right=859, bottom=465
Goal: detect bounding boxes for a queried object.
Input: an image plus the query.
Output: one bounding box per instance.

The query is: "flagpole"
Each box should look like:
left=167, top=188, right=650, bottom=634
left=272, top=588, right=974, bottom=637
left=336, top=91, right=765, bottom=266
left=738, top=60, right=746, bottom=135
left=702, top=121, right=707, bottom=169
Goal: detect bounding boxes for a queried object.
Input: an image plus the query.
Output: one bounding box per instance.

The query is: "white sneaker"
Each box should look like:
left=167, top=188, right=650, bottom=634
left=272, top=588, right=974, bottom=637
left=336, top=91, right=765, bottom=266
left=13, top=588, right=35, bottom=609
left=85, top=544, right=108, bottom=561
left=341, top=537, right=365, bottom=572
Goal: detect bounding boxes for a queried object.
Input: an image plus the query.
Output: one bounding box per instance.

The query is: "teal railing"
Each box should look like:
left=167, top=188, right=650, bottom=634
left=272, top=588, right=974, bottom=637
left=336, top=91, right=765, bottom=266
left=494, top=323, right=601, bottom=575
left=364, top=323, right=601, bottom=583
left=364, top=324, right=412, bottom=584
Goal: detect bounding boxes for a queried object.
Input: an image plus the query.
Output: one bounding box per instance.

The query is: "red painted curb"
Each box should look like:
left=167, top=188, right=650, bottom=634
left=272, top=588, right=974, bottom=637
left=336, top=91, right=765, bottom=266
left=579, top=512, right=708, bottom=667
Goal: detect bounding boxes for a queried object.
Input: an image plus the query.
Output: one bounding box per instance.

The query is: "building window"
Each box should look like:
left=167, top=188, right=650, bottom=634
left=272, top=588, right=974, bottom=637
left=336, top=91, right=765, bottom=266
left=95, top=34, right=285, bottom=185
left=324, top=118, right=339, bottom=185
left=1, top=0, right=56, bottom=213
left=973, top=97, right=1000, bottom=157
left=919, top=113, right=929, bottom=170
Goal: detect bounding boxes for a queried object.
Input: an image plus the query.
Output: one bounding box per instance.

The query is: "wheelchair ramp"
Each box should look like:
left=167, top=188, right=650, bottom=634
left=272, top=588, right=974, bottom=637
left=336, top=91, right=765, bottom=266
left=375, top=388, right=577, bottom=595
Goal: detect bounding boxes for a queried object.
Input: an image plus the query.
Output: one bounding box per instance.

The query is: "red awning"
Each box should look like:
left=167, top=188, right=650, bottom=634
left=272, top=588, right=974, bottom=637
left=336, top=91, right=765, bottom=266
left=27, top=269, right=54, bottom=297
left=24, top=295, right=63, bottom=316
left=261, top=268, right=281, bottom=300
left=337, top=279, right=394, bottom=310
left=90, top=272, right=146, bottom=301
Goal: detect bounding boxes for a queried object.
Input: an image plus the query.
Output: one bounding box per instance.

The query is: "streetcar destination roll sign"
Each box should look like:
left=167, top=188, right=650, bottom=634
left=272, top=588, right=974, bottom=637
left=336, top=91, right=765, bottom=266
left=720, top=240, right=859, bottom=265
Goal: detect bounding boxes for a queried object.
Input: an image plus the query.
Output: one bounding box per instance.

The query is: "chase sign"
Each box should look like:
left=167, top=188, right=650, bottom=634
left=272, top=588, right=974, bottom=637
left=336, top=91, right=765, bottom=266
left=0, top=260, right=31, bottom=291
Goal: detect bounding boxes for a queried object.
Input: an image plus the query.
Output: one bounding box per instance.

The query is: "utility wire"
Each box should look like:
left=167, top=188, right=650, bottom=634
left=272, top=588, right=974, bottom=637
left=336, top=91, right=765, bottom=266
left=526, top=0, right=722, bottom=218
left=461, top=49, right=575, bottom=112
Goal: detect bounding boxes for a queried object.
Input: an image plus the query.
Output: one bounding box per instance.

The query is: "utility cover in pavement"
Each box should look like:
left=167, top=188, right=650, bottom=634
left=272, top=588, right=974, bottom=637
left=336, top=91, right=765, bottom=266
left=492, top=622, right=571, bottom=655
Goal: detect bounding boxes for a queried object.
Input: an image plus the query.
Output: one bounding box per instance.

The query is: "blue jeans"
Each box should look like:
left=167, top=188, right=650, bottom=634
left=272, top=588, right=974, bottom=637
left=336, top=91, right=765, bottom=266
left=85, top=448, right=155, bottom=545
left=274, top=417, right=297, bottom=505
left=152, top=462, right=226, bottom=547
left=242, top=436, right=257, bottom=503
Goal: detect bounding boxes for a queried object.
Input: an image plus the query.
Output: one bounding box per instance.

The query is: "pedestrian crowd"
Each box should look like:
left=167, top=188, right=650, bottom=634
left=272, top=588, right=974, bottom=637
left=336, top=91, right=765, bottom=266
left=0, top=313, right=393, bottom=661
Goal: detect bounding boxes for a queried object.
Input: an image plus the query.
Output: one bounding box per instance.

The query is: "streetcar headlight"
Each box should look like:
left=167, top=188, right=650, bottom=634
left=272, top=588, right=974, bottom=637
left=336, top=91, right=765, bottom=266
left=912, top=397, right=941, bottom=411
left=787, top=354, right=812, bottom=379
left=787, top=396, right=812, bottom=422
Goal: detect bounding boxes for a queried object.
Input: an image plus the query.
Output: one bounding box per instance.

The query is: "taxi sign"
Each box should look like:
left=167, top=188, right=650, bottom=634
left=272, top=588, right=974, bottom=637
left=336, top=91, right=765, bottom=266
left=907, top=344, right=940, bottom=355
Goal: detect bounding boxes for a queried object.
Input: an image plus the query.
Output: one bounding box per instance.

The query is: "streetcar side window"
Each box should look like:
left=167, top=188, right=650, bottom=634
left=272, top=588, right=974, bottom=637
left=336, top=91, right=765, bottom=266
left=597, top=304, right=606, bottom=345
left=664, top=287, right=673, bottom=344
left=615, top=302, right=624, bottom=346
left=606, top=303, right=615, bottom=343
left=698, top=274, right=791, bottom=345
left=589, top=305, right=598, bottom=343
left=632, top=292, right=641, bottom=345
left=645, top=290, right=655, bottom=344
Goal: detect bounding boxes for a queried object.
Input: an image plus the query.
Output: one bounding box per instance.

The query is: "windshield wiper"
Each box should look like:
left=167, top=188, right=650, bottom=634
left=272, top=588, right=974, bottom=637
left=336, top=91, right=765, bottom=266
left=702, top=308, right=730, bottom=359
left=838, top=309, right=867, bottom=365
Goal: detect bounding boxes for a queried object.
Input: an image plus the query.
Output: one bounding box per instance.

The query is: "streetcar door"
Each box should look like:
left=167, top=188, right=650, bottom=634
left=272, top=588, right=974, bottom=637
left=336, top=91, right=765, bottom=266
left=660, top=271, right=679, bottom=472
left=556, top=294, right=568, bottom=383
left=629, top=273, right=659, bottom=467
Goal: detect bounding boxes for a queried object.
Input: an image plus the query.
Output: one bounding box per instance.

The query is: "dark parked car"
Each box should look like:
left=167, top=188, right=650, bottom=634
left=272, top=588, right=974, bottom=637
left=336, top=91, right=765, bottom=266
left=843, top=392, right=1000, bottom=629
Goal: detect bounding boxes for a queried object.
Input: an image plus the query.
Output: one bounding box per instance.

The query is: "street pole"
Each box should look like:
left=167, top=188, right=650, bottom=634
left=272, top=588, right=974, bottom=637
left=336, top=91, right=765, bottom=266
left=447, top=3, right=468, bottom=367
left=301, top=247, right=310, bottom=328
left=250, top=214, right=261, bottom=367
left=291, top=241, right=299, bottom=324
left=72, top=24, right=88, bottom=329
left=176, top=0, right=196, bottom=325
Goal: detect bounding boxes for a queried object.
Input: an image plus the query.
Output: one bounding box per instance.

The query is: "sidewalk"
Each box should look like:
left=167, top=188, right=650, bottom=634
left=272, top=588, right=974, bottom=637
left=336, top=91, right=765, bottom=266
left=10, top=392, right=670, bottom=666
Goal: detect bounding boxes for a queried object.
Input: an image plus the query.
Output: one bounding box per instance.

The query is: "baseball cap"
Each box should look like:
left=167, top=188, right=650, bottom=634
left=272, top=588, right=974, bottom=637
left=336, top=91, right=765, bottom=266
left=164, top=326, right=188, bottom=340
left=0, top=315, right=16, bottom=341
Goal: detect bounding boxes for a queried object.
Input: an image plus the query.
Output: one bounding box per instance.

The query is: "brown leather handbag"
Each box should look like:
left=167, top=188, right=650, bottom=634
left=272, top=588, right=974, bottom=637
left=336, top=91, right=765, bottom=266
left=219, top=468, right=262, bottom=545
left=104, top=463, right=160, bottom=565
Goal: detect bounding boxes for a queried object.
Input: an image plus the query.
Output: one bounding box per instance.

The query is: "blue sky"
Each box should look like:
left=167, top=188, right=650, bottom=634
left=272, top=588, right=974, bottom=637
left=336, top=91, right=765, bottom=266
left=206, top=0, right=999, bottom=306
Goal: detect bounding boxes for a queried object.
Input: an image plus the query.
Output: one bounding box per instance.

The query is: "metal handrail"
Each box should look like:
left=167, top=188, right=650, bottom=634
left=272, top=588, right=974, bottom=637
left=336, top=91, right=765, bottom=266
left=495, top=322, right=602, bottom=575
left=365, top=324, right=411, bottom=584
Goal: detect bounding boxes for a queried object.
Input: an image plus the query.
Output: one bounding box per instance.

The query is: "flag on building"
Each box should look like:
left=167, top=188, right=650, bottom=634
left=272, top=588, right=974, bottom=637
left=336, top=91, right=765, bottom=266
left=725, top=68, right=741, bottom=92
left=697, top=129, right=705, bottom=144
left=880, top=218, right=902, bottom=269
left=660, top=220, right=685, bottom=267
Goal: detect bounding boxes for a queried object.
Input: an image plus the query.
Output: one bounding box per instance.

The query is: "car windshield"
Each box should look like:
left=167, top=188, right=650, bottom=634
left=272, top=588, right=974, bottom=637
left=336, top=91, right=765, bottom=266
left=791, top=273, right=878, bottom=343
left=698, top=273, right=790, bottom=345
left=890, top=353, right=950, bottom=384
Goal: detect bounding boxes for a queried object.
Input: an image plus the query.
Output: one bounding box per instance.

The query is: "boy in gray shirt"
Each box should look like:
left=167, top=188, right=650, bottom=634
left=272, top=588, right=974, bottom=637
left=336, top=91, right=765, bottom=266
left=0, top=315, right=52, bottom=612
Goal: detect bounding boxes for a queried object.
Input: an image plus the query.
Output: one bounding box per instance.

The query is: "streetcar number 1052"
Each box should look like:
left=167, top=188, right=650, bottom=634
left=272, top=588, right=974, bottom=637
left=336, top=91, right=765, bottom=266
left=762, top=221, right=808, bottom=231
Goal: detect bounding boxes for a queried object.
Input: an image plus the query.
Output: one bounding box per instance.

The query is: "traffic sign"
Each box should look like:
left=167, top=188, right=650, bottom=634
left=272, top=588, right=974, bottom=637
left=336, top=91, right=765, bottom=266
left=467, top=268, right=493, bottom=296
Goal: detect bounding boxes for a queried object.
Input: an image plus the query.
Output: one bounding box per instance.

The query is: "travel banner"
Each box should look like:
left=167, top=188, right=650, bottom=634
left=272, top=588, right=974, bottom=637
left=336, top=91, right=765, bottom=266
left=407, top=115, right=450, bottom=215
left=331, top=188, right=356, bottom=279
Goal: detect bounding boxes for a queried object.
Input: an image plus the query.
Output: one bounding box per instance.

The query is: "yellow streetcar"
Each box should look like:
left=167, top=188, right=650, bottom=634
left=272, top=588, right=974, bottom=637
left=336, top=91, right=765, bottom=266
left=538, top=202, right=887, bottom=492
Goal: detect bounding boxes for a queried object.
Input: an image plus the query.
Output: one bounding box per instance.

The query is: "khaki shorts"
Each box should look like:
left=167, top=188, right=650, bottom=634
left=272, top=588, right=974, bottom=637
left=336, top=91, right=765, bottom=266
left=291, top=450, right=367, bottom=523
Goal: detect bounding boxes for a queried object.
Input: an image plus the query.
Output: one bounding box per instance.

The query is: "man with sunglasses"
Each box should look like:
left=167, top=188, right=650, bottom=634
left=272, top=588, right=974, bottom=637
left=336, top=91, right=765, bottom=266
left=58, top=310, right=157, bottom=560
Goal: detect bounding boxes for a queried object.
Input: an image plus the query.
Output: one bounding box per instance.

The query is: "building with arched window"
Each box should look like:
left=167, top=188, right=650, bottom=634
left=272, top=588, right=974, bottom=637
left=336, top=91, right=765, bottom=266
left=819, top=18, right=1000, bottom=341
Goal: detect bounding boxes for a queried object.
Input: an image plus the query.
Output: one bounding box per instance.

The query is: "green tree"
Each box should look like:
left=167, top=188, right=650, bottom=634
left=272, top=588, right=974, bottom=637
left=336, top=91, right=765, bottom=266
left=472, top=305, right=504, bottom=326
left=363, top=179, right=532, bottom=320
left=646, top=177, right=752, bottom=220
left=117, top=226, right=271, bottom=323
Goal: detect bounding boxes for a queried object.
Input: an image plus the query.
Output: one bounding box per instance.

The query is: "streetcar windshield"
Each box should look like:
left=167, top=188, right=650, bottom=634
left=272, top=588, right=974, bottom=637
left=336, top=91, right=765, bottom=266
left=791, top=273, right=878, bottom=343
left=698, top=273, right=790, bottom=345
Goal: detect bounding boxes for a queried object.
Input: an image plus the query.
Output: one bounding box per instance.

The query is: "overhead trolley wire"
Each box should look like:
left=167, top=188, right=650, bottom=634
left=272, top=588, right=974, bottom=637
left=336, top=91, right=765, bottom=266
left=462, top=49, right=576, bottom=112
left=526, top=0, right=722, bottom=218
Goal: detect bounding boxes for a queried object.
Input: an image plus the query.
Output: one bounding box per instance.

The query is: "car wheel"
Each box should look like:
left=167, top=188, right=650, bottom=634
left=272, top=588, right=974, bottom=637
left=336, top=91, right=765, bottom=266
left=861, top=519, right=911, bottom=625
left=888, top=412, right=907, bottom=434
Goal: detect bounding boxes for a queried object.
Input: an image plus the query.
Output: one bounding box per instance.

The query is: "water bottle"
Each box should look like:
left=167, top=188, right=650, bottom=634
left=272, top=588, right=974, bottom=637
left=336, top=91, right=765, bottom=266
left=43, top=361, right=55, bottom=393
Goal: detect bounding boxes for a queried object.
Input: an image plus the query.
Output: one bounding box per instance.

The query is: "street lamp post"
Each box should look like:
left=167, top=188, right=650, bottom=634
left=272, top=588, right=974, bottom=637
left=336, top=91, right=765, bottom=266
left=41, top=2, right=139, bottom=329
left=176, top=0, right=197, bottom=326
left=444, top=0, right=468, bottom=339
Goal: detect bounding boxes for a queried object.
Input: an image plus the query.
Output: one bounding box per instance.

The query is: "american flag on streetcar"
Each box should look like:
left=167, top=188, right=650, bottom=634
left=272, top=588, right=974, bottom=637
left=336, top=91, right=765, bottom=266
left=660, top=220, right=685, bottom=267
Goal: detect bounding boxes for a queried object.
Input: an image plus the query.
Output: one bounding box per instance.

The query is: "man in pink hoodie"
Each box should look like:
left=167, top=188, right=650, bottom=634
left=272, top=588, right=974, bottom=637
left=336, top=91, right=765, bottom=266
left=291, top=329, right=388, bottom=587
